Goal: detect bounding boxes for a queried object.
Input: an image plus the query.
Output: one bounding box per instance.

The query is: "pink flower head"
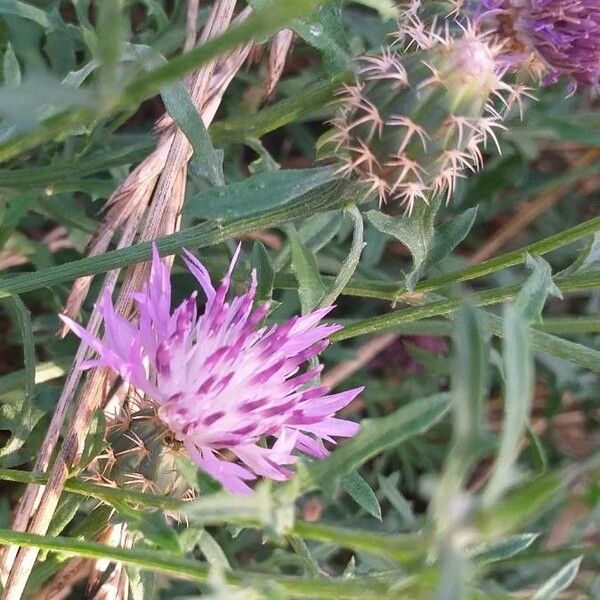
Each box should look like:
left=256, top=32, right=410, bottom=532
left=60, top=244, right=362, bottom=494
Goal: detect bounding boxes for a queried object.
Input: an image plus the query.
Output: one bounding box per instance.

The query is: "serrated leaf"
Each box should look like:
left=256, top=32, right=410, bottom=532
left=469, top=533, right=539, bottom=564
left=366, top=199, right=440, bottom=289
left=532, top=556, right=583, bottom=599
left=342, top=471, right=381, bottom=520
left=184, top=167, right=334, bottom=220
left=288, top=225, right=326, bottom=313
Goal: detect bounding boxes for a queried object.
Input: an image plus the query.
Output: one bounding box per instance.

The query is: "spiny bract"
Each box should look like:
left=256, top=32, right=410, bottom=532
left=329, top=15, right=519, bottom=214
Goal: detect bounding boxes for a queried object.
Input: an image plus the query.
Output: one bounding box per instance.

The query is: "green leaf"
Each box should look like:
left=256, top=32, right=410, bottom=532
left=531, top=556, right=583, bottom=600
left=366, top=199, right=440, bottom=289
left=210, top=76, right=347, bottom=145
left=482, top=304, right=534, bottom=507
left=377, top=473, right=417, bottom=528
left=292, top=4, right=352, bottom=72
left=131, top=44, right=224, bottom=187
left=3, top=43, right=21, bottom=86
left=299, top=392, right=451, bottom=493
left=252, top=242, right=276, bottom=303
left=428, top=207, right=478, bottom=266
left=321, top=205, right=365, bottom=306
left=183, top=480, right=297, bottom=537
left=127, top=565, right=156, bottom=600
left=431, top=304, right=488, bottom=528
left=288, top=225, right=326, bottom=313
left=185, top=167, right=334, bottom=220
left=111, top=500, right=181, bottom=553
left=0, top=178, right=351, bottom=298
left=341, top=471, right=382, bottom=520
left=0, top=295, right=37, bottom=463
left=516, top=255, right=562, bottom=324
left=349, top=0, right=399, bottom=19
left=468, top=533, right=539, bottom=564
left=476, top=473, right=562, bottom=538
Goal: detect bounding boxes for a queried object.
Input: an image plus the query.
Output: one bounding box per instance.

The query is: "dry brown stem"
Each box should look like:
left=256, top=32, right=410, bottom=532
left=0, top=2, right=253, bottom=597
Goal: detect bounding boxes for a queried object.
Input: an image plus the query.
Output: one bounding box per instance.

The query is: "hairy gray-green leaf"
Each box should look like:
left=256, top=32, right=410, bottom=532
left=299, top=392, right=451, bottom=493
left=468, top=533, right=539, bottom=564
left=532, top=556, right=583, bottom=600
left=185, top=167, right=334, bottom=220
left=288, top=225, right=326, bottom=313
left=341, top=471, right=382, bottom=520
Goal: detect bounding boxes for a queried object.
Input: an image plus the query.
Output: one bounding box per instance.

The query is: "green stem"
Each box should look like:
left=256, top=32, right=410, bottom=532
left=415, top=215, right=600, bottom=293
left=0, top=529, right=402, bottom=599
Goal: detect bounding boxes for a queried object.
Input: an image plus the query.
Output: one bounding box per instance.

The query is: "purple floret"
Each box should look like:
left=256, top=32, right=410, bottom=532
left=480, top=0, right=600, bottom=91
left=61, top=244, right=362, bottom=494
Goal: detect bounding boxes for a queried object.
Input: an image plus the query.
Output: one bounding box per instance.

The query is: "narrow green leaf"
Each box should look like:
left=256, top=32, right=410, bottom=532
left=0, top=295, right=36, bottom=462
left=0, top=179, right=350, bottom=298
left=185, top=167, right=334, bottom=220
left=366, top=199, right=440, bottom=289
left=341, top=471, right=382, bottom=520
left=428, top=207, right=478, bottom=266
left=476, top=473, right=562, bottom=538
left=3, top=43, right=21, bottom=86
left=289, top=225, right=326, bottom=313
left=252, top=242, right=276, bottom=303
left=431, top=304, right=488, bottom=528
left=482, top=304, right=534, bottom=507
left=131, top=44, right=224, bottom=186
left=197, top=530, right=232, bottom=571
left=377, top=473, right=417, bottom=528
left=469, top=533, right=539, bottom=564
left=299, top=392, right=451, bottom=493
left=531, top=556, right=583, bottom=600
left=111, top=500, right=181, bottom=553
left=321, top=205, right=365, bottom=306
left=516, top=255, right=562, bottom=324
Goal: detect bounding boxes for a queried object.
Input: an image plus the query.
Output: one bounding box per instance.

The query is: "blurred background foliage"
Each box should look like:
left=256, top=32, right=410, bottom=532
left=0, top=1, right=598, bottom=598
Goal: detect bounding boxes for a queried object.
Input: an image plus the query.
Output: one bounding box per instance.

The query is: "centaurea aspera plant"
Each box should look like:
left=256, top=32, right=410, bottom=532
left=60, top=245, right=362, bottom=494
left=479, top=0, right=600, bottom=92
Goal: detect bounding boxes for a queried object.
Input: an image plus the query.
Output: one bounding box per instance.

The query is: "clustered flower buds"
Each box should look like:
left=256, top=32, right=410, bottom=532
left=330, top=16, right=513, bottom=214
left=478, top=0, right=600, bottom=93
left=61, top=246, right=361, bottom=494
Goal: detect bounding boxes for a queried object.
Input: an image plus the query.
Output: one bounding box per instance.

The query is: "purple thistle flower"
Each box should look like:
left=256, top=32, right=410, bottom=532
left=60, top=245, right=362, bottom=494
left=479, top=0, right=600, bottom=92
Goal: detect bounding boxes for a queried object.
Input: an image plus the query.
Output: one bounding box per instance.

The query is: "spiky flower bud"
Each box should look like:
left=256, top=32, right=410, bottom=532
left=330, top=20, right=512, bottom=214
left=478, top=0, right=600, bottom=93
left=94, top=407, right=190, bottom=498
